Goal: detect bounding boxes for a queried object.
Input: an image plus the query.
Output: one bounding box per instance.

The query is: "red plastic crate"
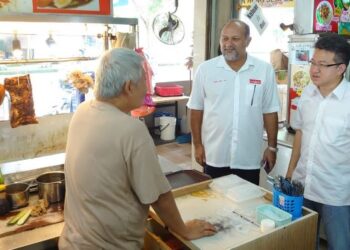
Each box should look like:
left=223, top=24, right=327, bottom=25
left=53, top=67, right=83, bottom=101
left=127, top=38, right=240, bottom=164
left=155, top=84, right=184, bottom=97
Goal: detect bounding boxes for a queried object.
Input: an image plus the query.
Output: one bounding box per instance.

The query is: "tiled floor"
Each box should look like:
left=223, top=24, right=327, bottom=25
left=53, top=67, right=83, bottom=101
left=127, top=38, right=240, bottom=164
left=156, top=142, right=192, bottom=170
left=156, top=142, right=329, bottom=250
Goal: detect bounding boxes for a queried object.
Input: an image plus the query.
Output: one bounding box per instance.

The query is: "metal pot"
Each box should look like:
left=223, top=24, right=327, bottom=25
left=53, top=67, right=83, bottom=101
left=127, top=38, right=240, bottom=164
left=6, top=183, right=30, bottom=210
left=36, top=171, right=65, bottom=203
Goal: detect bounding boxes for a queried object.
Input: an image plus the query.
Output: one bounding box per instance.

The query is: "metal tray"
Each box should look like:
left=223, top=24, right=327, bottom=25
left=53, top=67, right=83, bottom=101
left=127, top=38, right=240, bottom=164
left=165, top=170, right=211, bottom=189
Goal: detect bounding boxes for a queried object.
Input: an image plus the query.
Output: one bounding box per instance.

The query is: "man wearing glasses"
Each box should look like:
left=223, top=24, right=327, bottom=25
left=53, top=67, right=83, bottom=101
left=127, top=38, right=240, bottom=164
left=286, top=34, right=350, bottom=250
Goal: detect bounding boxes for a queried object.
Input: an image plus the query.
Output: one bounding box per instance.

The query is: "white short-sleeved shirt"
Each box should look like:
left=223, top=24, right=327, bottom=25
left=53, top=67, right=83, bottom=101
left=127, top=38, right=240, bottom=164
left=187, top=55, right=280, bottom=169
left=59, top=100, right=171, bottom=250
left=292, top=81, right=350, bottom=206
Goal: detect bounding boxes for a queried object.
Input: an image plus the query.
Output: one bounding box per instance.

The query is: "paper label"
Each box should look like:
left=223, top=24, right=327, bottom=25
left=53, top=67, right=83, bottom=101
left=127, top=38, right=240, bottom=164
left=245, top=1, right=268, bottom=35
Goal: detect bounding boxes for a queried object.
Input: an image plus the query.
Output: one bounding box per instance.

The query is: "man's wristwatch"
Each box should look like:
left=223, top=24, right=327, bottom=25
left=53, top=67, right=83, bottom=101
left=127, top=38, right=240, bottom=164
left=267, top=146, right=278, bottom=153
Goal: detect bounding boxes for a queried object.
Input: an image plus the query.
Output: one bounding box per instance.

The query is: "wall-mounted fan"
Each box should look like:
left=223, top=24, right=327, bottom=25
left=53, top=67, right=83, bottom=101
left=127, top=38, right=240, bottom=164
left=152, top=0, right=185, bottom=45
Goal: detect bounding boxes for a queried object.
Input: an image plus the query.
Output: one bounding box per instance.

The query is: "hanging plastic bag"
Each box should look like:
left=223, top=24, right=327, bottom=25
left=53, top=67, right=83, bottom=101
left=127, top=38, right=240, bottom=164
left=131, top=48, right=156, bottom=118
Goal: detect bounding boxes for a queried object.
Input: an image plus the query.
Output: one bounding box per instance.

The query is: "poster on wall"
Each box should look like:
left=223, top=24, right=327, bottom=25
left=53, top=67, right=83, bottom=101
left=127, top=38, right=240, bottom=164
left=313, top=0, right=350, bottom=34
left=287, top=38, right=315, bottom=127
left=33, top=0, right=111, bottom=15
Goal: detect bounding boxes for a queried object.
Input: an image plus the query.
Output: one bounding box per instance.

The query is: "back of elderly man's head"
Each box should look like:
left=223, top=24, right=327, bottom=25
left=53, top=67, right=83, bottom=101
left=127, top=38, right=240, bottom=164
left=93, top=48, right=143, bottom=99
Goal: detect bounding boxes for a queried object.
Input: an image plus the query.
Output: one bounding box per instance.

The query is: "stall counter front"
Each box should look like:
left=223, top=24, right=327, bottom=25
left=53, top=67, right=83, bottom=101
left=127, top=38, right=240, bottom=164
left=149, top=175, right=318, bottom=250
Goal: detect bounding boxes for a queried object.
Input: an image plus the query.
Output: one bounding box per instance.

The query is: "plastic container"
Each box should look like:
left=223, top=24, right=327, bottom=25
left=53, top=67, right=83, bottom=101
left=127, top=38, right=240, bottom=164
left=260, top=219, right=275, bottom=232
left=226, top=183, right=265, bottom=203
left=154, top=112, right=174, bottom=135
left=256, top=204, right=292, bottom=227
left=209, top=175, right=246, bottom=194
left=155, top=84, right=184, bottom=97
left=273, top=187, right=303, bottom=220
left=159, top=116, right=177, bottom=141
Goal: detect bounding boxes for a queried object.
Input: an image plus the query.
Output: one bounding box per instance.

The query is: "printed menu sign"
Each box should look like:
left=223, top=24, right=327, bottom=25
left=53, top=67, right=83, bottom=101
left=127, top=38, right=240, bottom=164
left=240, top=0, right=294, bottom=7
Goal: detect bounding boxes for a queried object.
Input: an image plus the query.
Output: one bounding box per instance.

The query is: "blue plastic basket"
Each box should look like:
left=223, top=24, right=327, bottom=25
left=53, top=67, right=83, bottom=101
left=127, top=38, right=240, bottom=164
left=273, top=187, right=303, bottom=220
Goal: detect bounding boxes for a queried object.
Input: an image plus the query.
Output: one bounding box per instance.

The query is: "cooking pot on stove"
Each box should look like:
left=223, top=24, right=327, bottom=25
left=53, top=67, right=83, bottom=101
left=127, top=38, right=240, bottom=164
left=36, top=171, right=65, bottom=203
left=6, top=182, right=30, bottom=210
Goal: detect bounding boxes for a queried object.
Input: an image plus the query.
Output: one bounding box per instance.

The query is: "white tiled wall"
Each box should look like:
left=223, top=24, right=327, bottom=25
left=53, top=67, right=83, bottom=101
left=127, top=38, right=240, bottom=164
left=0, top=114, right=71, bottom=163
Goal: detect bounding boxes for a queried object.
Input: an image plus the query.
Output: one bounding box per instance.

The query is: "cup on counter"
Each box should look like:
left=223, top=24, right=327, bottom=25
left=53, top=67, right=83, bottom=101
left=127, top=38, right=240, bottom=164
left=260, top=218, right=275, bottom=233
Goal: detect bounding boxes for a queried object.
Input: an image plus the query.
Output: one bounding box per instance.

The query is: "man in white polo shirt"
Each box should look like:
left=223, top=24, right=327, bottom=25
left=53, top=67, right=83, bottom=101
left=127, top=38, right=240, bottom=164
left=286, top=34, right=350, bottom=250
left=187, top=19, right=280, bottom=184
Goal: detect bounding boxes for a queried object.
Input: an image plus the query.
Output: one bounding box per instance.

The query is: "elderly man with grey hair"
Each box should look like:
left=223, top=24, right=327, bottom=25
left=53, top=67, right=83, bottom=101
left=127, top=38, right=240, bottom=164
left=59, top=48, right=216, bottom=250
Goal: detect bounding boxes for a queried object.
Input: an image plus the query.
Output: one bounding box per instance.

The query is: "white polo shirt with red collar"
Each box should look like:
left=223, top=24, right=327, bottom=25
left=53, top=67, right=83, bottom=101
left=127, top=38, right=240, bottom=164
left=187, top=55, right=280, bottom=170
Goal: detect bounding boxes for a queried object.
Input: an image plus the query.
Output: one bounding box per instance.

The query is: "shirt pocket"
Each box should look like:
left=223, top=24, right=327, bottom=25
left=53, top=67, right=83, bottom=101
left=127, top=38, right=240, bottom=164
left=320, top=117, right=346, bottom=145
left=244, top=84, right=263, bottom=108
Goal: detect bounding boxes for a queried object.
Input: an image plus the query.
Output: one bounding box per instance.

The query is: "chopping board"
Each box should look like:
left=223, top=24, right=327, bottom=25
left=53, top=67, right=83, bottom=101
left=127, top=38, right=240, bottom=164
left=0, top=202, right=64, bottom=238
left=174, top=189, right=264, bottom=250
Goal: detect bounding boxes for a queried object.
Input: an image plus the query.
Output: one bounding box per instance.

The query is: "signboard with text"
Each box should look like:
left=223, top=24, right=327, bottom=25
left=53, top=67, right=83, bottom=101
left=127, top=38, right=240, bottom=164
left=240, top=0, right=294, bottom=8
left=245, top=1, right=268, bottom=35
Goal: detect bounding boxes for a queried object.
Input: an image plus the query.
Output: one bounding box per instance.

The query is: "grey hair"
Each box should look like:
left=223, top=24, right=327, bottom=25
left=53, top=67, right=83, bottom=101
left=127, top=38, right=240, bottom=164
left=93, top=48, right=143, bottom=99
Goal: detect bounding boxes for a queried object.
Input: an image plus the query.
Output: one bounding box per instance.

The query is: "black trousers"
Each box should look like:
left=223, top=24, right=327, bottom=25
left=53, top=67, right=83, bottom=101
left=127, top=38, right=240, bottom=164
left=204, top=164, right=260, bottom=185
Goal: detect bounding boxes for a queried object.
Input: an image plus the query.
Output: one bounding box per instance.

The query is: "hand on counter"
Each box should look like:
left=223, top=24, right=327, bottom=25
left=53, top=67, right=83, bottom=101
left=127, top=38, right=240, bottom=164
left=183, top=219, right=217, bottom=240
left=151, top=191, right=216, bottom=242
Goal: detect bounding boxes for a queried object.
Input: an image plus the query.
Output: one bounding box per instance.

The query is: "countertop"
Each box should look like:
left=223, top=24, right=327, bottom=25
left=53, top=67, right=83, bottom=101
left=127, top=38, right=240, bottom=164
left=151, top=95, right=189, bottom=104
left=0, top=220, right=64, bottom=249
left=149, top=176, right=318, bottom=250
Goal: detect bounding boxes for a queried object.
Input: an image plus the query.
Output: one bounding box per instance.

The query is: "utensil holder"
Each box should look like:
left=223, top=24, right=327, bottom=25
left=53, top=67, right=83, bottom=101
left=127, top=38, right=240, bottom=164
left=273, top=187, right=303, bottom=220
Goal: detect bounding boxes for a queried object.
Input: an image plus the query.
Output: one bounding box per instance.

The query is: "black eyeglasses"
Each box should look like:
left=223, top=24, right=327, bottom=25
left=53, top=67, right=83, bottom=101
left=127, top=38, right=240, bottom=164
left=309, top=61, right=344, bottom=69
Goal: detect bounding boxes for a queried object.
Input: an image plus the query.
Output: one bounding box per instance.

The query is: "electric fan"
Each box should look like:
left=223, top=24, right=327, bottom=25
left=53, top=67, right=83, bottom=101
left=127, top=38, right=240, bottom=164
left=152, top=0, right=185, bottom=45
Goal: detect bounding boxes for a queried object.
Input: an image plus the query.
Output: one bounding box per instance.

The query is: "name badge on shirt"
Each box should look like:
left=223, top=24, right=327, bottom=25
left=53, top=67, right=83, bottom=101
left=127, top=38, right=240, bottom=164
left=249, top=79, right=261, bottom=85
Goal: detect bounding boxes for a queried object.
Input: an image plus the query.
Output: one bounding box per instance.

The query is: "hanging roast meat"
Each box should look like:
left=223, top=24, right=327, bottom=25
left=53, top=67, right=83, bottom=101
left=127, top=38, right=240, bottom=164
left=4, top=74, right=38, bottom=128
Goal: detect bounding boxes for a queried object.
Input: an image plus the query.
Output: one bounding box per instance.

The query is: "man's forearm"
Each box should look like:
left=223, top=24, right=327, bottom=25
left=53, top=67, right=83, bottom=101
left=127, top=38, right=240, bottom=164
left=190, top=109, right=203, bottom=146
left=286, top=129, right=302, bottom=179
left=263, top=112, right=278, bottom=147
left=151, top=191, right=188, bottom=238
